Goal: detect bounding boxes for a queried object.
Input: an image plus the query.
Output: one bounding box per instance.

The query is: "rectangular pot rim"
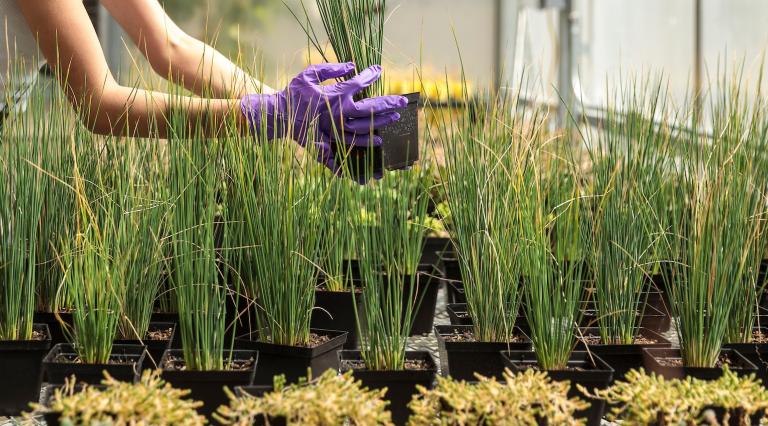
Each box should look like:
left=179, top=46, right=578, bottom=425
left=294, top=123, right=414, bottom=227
left=642, top=347, right=758, bottom=373
left=435, top=324, right=532, bottom=351
left=114, top=321, right=177, bottom=344
left=501, top=349, right=615, bottom=375
left=159, top=348, right=258, bottom=379
left=43, top=343, right=147, bottom=366
left=236, top=328, right=348, bottom=357
left=338, top=349, right=438, bottom=375
left=577, top=326, right=672, bottom=349
left=0, top=323, right=52, bottom=351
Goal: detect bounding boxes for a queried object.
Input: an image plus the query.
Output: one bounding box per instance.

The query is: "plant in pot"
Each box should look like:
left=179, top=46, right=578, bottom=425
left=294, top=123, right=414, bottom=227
left=432, top=92, right=531, bottom=381
left=649, top=95, right=763, bottom=381
left=215, top=370, right=392, bottom=425
left=582, top=84, right=673, bottom=382
left=585, top=368, right=768, bottom=425
left=228, top=118, right=347, bottom=386
left=291, top=0, right=420, bottom=178
left=0, top=86, right=52, bottom=415
left=32, top=370, right=206, bottom=426
left=312, top=175, right=363, bottom=349
left=408, top=369, right=589, bottom=426
left=105, top=139, right=174, bottom=370
left=502, top=147, right=613, bottom=426
left=43, top=153, right=147, bottom=386
left=340, top=168, right=437, bottom=426
left=160, top=108, right=257, bottom=420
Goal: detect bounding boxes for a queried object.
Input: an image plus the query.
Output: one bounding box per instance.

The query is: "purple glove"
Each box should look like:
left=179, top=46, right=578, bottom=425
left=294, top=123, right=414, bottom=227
left=241, top=62, right=407, bottom=172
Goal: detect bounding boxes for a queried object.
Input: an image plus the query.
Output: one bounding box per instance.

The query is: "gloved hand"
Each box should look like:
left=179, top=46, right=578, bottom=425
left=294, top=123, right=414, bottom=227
left=241, top=62, right=406, bottom=172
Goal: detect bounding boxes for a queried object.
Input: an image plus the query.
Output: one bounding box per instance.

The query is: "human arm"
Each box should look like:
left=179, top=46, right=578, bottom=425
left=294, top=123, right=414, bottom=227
left=17, top=0, right=244, bottom=138
left=100, top=0, right=275, bottom=98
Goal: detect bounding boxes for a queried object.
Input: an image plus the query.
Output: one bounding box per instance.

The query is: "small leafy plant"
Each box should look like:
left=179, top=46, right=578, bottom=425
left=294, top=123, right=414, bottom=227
left=585, top=368, right=768, bottom=425
left=215, top=370, right=392, bottom=425
left=33, top=370, right=206, bottom=426
left=408, top=369, right=589, bottom=426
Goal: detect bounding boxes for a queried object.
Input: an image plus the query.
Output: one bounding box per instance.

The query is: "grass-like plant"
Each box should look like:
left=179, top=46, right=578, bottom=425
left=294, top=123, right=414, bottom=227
left=166, top=102, right=232, bottom=370
left=583, top=81, right=672, bottom=344
left=431, top=92, right=528, bottom=343
left=292, top=0, right=386, bottom=98
left=227, top=114, right=327, bottom=347
left=317, top=176, right=359, bottom=292
left=518, top=135, right=589, bottom=371
left=662, top=83, right=768, bottom=367
left=33, top=370, right=206, bottom=426
left=215, top=370, right=392, bottom=425
left=408, top=369, right=589, bottom=426
left=355, top=167, right=430, bottom=370
left=0, top=77, right=49, bottom=341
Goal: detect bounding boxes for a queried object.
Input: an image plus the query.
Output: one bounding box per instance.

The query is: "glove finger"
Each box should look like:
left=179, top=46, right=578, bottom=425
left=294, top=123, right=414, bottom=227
left=300, top=62, right=356, bottom=85
left=329, top=65, right=382, bottom=94
left=336, top=132, right=383, bottom=148
left=343, top=112, right=401, bottom=133
left=345, top=95, right=408, bottom=118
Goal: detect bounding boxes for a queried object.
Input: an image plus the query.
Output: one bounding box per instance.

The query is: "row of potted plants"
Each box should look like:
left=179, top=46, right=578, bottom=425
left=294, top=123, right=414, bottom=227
left=33, top=367, right=768, bottom=426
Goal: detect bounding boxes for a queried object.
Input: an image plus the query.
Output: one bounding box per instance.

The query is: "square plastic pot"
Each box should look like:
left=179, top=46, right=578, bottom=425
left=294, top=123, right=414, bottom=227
left=43, top=343, right=146, bottom=385
left=311, top=289, right=362, bottom=349
left=236, top=328, right=347, bottom=386
left=435, top=324, right=531, bottom=381
left=160, top=349, right=258, bottom=420
left=576, top=327, right=671, bottom=382
left=404, top=270, right=440, bottom=336
left=724, top=326, right=768, bottom=387
left=579, top=303, right=670, bottom=333
left=446, top=303, right=473, bottom=326
left=642, top=348, right=757, bottom=380
left=149, top=312, right=181, bottom=349
left=0, top=324, right=52, bottom=416
left=421, top=236, right=452, bottom=268
left=339, top=350, right=437, bottom=426
left=113, top=322, right=176, bottom=370
left=334, top=92, right=420, bottom=181
left=33, top=311, right=72, bottom=347
left=501, top=350, right=614, bottom=426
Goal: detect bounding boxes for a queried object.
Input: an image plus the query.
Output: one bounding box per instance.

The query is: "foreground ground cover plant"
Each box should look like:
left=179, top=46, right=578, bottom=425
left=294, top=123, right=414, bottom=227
left=216, top=370, right=392, bottom=425
left=408, top=369, right=588, bottom=425
left=32, top=370, right=205, bottom=426
left=585, top=368, right=768, bottom=425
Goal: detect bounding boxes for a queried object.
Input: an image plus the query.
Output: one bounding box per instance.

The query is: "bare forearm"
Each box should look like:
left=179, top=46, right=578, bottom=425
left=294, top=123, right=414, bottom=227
left=82, top=85, right=245, bottom=138
left=168, top=37, right=275, bottom=98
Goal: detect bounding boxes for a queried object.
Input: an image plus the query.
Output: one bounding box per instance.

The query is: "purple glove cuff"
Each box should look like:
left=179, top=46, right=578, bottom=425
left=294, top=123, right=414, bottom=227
left=241, top=93, right=284, bottom=140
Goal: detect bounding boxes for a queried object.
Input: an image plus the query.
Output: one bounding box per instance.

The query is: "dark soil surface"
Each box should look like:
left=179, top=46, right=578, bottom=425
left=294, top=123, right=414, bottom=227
left=31, top=329, right=48, bottom=341
left=259, top=333, right=332, bottom=348
left=52, top=353, right=137, bottom=365
left=441, top=329, right=525, bottom=344
left=162, top=355, right=256, bottom=372
left=656, top=353, right=737, bottom=368
left=341, top=358, right=432, bottom=371
left=146, top=327, right=173, bottom=341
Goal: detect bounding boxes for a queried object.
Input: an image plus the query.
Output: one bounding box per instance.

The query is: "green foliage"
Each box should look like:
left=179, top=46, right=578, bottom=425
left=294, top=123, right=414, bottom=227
left=586, top=368, right=768, bottom=425
left=216, top=370, right=392, bottom=425
left=408, top=369, right=589, bottom=426
left=33, top=370, right=205, bottom=426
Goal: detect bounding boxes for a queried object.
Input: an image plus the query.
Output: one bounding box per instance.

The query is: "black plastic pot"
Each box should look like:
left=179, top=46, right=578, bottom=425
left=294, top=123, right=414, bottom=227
left=421, top=236, right=452, bottom=268
left=236, top=328, right=347, bottom=386
left=0, top=324, right=52, bottom=416
left=311, top=289, right=362, bottom=349
left=642, top=348, right=758, bottom=380
left=446, top=303, right=473, bottom=326
left=501, top=350, right=613, bottom=426
left=445, top=279, right=466, bottom=304
left=33, top=311, right=72, bottom=347
left=440, top=254, right=462, bottom=281
left=149, top=312, right=181, bottom=348
left=43, top=343, right=146, bottom=385
left=404, top=270, right=440, bottom=336
left=160, top=349, right=258, bottom=420
left=579, top=303, right=670, bottom=334
left=435, top=325, right=531, bottom=381
left=723, top=328, right=768, bottom=387
left=114, top=322, right=176, bottom=370
left=336, top=93, right=420, bottom=181
left=339, top=350, right=437, bottom=426
left=576, top=327, right=671, bottom=382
